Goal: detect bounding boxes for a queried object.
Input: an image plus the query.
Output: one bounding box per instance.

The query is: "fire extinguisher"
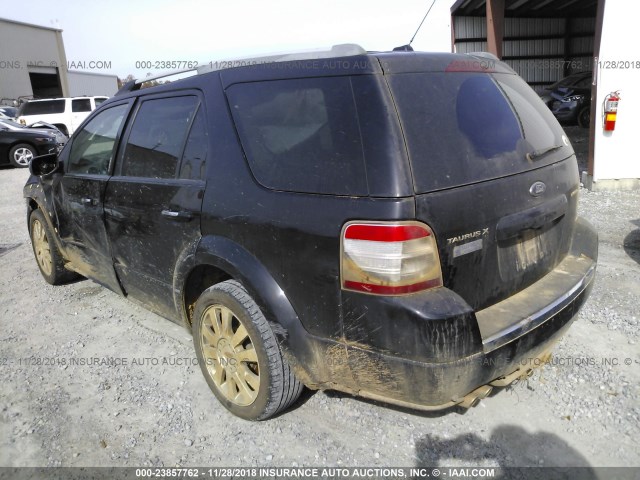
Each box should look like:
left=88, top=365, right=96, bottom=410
left=603, top=91, right=620, bottom=132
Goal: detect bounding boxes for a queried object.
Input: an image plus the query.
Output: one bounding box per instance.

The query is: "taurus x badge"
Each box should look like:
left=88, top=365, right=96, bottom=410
left=529, top=181, right=546, bottom=197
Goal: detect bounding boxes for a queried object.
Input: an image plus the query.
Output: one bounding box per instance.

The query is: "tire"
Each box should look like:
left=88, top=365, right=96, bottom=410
left=9, top=143, right=36, bottom=168
left=54, top=124, right=69, bottom=137
left=29, top=209, right=79, bottom=285
left=578, top=106, right=590, bottom=129
left=192, top=280, right=303, bottom=420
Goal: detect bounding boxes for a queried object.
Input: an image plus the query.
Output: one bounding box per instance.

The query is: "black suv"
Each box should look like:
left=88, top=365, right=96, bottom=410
left=25, top=45, right=597, bottom=420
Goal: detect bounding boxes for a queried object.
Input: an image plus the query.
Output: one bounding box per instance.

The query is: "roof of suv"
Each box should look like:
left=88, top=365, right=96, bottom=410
left=113, top=44, right=515, bottom=99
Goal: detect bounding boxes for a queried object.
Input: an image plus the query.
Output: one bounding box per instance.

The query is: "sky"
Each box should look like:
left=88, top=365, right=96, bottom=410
left=2, top=0, right=453, bottom=79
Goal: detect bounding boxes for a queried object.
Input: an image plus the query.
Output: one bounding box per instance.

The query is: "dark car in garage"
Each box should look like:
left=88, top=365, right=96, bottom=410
left=0, top=119, right=66, bottom=167
left=539, top=72, right=593, bottom=128
left=550, top=86, right=592, bottom=128
left=539, top=71, right=592, bottom=107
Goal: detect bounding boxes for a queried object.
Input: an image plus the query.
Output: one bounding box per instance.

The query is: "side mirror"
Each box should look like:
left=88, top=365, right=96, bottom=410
left=29, top=153, right=61, bottom=176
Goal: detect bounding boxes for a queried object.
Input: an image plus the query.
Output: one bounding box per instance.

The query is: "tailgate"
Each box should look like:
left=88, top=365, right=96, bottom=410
left=386, top=66, right=581, bottom=310
left=415, top=159, right=579, bottom=310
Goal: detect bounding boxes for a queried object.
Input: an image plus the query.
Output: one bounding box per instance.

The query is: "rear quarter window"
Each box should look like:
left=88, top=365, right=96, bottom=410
left=226, top=77, right=368, bottom=195
left=72, top=99, right=91, bottom=112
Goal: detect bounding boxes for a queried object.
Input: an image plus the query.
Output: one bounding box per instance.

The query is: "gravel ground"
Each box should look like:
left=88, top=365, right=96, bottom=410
left=0, top=166, right=638, bottom=470
left=564, top=126, right=589, bottom=173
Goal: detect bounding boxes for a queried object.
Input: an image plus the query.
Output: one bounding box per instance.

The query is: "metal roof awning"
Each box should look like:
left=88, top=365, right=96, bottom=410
left=451, top=0, right=598, bottom=18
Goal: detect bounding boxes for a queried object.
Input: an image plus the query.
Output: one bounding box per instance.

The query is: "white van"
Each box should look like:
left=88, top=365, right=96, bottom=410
left=18, top=96, right=108, bottom=136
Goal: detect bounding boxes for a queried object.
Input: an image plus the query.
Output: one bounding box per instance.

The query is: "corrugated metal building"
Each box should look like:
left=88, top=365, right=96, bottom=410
left=67, top=71, right=118, bottom=97
left=0, top=17, right=117, bottom=104
left=0, top=18, right=69, bottom=102
left=451, top=0, right=639, bottom=191
left=453, top=15, right=595, bottom=92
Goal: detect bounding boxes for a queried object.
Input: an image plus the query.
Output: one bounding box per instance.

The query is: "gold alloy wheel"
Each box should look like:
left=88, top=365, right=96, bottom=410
left=32, top=219, right=52, bottom=276
left=200, top=304, right=260, bottom=406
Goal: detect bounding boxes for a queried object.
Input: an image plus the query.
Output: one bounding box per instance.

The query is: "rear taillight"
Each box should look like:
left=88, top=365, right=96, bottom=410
left=341, top=221, right=442, bottom=295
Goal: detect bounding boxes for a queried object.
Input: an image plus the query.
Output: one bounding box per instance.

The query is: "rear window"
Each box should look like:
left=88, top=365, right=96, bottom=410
left=388, top=72, right=570, bottom=192
left=227, top=77, right=367, bottom=195
left=21, top=100, right=65, bottom=116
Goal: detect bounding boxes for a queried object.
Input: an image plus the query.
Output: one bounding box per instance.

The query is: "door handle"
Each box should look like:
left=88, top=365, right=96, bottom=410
left=161, top=209, right=194, bottom=221
left=496, top=195, right=567, bottom=241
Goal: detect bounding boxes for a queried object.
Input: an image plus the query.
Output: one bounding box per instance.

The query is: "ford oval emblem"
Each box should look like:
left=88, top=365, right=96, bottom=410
left=529, top=181, right=546, bottom=197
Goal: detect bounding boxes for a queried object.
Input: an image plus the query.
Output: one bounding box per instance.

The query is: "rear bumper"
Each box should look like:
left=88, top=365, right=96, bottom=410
left=339, top=216, right=598, bottom=408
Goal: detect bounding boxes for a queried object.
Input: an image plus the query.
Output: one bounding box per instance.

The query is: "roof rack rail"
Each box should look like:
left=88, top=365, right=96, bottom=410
left=197, top=43, right=366, bottom=74
left=115, top=44, right=366, bottom=96
left=115, top=67, right=200, bottom=96
left=135, top=67, right=199, bottom=85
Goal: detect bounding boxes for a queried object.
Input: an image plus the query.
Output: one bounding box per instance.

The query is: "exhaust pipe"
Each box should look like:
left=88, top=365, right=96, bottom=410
left=458, top=384, right=493, bottom=409
left=458, top=349, right=555, bottom=409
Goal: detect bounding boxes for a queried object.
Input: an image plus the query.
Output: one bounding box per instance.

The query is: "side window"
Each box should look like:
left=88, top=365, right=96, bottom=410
left=226, top=77, right=367, bottom=195
left=576, top=76, right=591, bottom=88
left=179, top=107, right=208, bottom=180
left=21, top=100, right=65, bottom=115
left=94, top=97, right=107, bottom=107
left=72, top=99, right=91, bottom=112
left=121, top=96, right=198, bottom=179
left=68, top=103, right=129, bottom=175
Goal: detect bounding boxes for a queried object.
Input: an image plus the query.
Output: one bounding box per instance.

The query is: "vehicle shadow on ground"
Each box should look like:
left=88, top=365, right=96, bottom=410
left=59, top=275, right=86, bottom=286
left=414, top=426, right=597, bottom=478
left=623, top=220, right=640, bottom=266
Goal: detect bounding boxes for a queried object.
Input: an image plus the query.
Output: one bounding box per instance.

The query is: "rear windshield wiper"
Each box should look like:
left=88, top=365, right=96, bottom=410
left=526, top=144, right=564, bottom=161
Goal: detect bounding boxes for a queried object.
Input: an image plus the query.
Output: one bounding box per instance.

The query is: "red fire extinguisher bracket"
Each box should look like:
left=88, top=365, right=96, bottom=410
left=603, top=91, right=621, bottom=132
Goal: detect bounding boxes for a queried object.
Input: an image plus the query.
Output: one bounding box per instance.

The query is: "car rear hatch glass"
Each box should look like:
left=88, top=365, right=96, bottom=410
left=388, top=71, right=572, bottom=192
left=387, top=69, right=578, bottom=310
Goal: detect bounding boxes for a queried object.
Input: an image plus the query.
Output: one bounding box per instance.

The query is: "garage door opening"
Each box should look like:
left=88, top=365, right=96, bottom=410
left=29, top=71, right=63, bottom=98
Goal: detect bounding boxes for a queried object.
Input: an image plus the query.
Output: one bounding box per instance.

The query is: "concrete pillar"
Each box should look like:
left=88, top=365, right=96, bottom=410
left=55, top=30, right=70, bottom=97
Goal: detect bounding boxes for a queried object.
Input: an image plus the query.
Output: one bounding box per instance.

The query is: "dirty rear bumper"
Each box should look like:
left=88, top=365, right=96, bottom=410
left=340, top=216, right=598, bottom=408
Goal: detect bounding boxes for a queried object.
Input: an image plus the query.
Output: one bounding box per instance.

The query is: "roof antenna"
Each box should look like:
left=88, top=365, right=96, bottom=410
left=393, top=0, right=437, bottom=52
